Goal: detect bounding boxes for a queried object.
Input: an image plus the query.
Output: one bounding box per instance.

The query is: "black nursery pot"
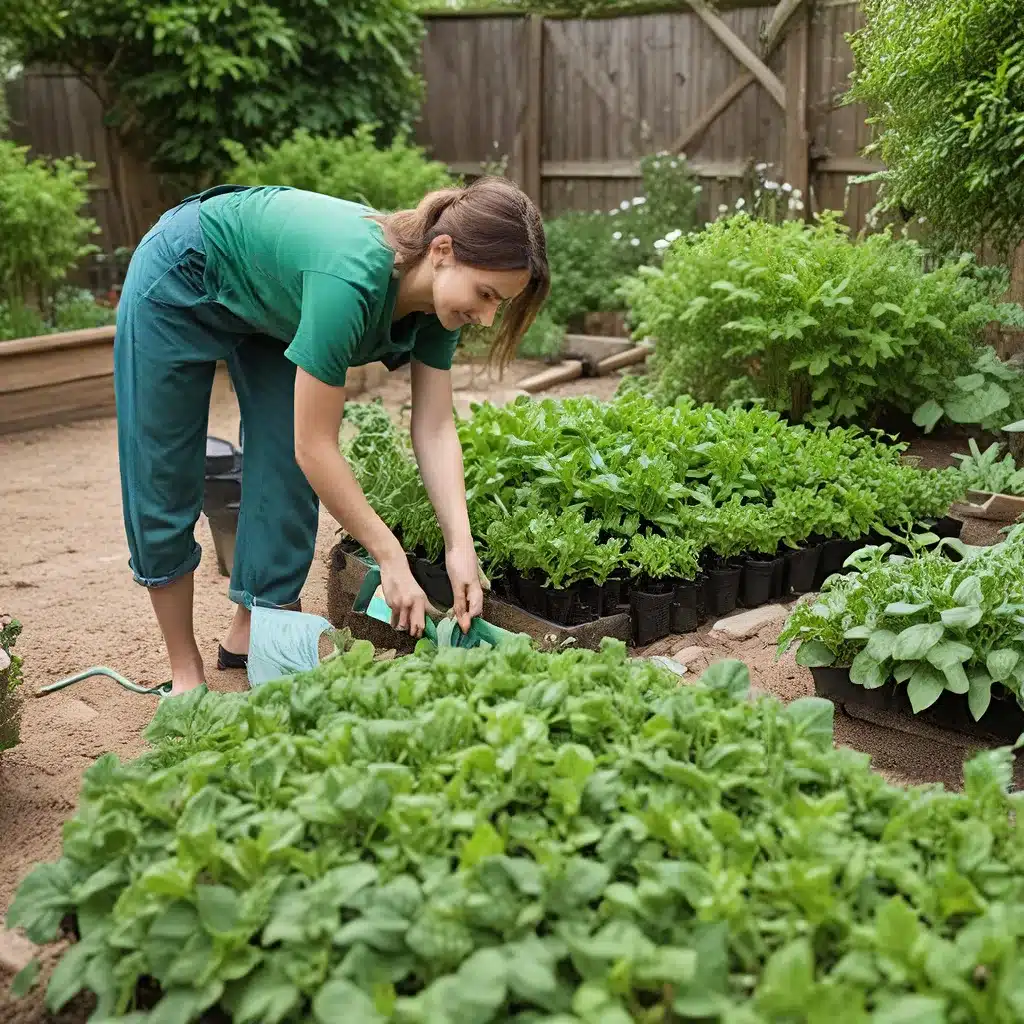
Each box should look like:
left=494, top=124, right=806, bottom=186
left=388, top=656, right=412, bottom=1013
left=575, top=581, right=603, bottom=622
left=741, top=558, right=779, bottom=609
left=932, top=515, right=964, bottom=540
left=785, top=544, right=822, bottom=595
left=630, top=589, right=674, bottom=646
left=814, top=538, right=861, bottom=588
left=411, top=557, right=455, bottom=610
left=670, top=579, right=699, bottom=635
left=705, top=566, right=742, bottom=617
left=515, top=571, right=547, bottom=617
left=545, top=584, right=579, bottom=626
left=771, top=555, right=786, bottom=599
left=695, top=573, right=708, bottom=625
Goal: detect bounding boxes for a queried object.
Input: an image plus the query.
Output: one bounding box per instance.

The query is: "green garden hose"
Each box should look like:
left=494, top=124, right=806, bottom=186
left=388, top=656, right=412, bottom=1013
left=35, top=667, right=172, bottom=698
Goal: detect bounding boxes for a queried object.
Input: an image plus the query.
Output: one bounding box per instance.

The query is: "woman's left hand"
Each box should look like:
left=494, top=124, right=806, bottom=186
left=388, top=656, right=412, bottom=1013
left=446, top=543, right=484, bottom=634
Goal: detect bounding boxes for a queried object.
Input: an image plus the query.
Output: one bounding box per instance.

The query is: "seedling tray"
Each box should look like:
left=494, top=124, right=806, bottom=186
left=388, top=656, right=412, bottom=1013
left=810, top=666, right=1024, bottom=747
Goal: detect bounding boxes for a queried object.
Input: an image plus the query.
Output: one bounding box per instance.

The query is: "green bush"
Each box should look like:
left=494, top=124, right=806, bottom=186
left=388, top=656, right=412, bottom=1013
left=846, top=0, right=1024, bottom=252
left=9, top=639, right=1024, bottom=1021
left=622, top=210, right=1024, bottom=430
left=0, top=141, right=99, bottom=317
left=224, top=125, right=455, bottom=212
left=4, top=0, right=427, bottom=180
left=0, top=287, right=118, bottom=342
left=0, top=618, right=24, bottom=754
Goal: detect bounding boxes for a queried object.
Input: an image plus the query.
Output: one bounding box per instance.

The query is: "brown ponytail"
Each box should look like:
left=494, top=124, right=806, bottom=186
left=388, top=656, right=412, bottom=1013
left=374, top=176, right=550, bottom=369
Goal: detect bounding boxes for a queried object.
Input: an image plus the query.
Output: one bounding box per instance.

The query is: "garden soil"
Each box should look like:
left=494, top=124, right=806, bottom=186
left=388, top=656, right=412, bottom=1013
left=0, top=361, right=1015, bottom=1023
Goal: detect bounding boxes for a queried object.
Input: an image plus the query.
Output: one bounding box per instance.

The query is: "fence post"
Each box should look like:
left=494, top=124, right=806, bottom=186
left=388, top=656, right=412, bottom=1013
left=523, top=13, right=544, bottom=210
left=783, top=1, right=810, bottom=218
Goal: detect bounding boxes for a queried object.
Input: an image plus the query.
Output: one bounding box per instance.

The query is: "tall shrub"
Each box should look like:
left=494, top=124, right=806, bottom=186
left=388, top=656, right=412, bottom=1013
left=3, top=0, right=427, bottom=180
left=846, top=0, right=1024, bottom=253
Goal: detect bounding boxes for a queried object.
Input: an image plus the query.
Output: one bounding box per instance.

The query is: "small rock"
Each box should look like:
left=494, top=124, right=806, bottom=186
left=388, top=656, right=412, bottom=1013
left=710, top=605, right=789, bottom=641
left=53, top=697, right=98, bottom=724
left=0, top=927, right=37, bottom=973
left=670, top=644, right=708, bottom=668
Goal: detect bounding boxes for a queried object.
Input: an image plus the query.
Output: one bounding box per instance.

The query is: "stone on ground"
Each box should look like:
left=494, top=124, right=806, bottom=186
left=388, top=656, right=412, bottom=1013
left=710, top=604, right=789, bottom=641
left=670, top=644, right=709, bottom=669
left=0, top=927, right=37, bottom=973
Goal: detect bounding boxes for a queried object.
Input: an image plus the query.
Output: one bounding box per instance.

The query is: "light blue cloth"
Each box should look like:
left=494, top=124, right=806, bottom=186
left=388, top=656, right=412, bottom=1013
left=247, top=605, right=335, bottom=687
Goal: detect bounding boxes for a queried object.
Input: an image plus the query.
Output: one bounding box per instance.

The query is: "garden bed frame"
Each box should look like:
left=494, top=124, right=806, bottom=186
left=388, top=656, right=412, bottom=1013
left=0, top=324, right=389, bottom=435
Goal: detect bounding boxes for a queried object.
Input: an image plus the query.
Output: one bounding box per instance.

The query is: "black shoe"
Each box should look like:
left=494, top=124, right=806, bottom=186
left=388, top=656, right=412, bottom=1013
left=217, top=644, right=248, bottom=670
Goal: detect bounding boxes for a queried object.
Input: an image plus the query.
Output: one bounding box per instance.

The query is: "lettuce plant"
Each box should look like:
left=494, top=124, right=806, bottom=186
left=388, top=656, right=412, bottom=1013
left=954, top=439, right=1024, bottom=497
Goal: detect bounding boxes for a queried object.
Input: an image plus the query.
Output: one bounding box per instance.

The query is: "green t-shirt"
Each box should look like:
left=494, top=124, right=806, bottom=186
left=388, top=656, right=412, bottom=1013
left=197, top=185, right=460, bottom=387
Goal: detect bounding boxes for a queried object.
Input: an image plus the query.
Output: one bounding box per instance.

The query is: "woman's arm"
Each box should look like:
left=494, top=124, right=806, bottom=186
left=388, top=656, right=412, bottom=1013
left=292, top=367, right=429, bottom=635
left=409, top=359, right=484, bottom=631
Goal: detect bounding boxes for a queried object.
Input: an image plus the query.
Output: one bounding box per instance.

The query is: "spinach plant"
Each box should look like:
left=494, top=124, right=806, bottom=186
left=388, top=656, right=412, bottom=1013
left=954, top=438, right=1024, bottom=497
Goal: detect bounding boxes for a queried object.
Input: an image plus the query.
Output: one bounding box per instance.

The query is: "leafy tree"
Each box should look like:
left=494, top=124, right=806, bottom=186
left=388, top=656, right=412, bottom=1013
left=846, top=0, right=1024, bottom=254
left=2, top=0, right=427, bottom=181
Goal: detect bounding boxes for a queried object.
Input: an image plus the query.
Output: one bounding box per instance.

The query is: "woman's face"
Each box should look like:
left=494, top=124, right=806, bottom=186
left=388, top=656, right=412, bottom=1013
left=428, top=235, right=530, bottom=331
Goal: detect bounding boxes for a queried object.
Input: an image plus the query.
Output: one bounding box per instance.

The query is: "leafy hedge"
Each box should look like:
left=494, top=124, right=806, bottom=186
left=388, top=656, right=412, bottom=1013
left=342, top=391, right=966, bottom=587
left=621, top=212, right=1024, bottom=431
left=9, top=637, right=1024, bottom=1022
left=778, top=524, right=1024, bottom=723
left=224, top=126, right=455, bottom=213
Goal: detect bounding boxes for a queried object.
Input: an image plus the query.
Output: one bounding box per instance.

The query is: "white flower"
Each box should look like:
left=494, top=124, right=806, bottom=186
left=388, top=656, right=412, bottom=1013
left=666, top=229, right=682, bottom=241
left=735, top=197, right=746, bottom=209
left=782, top=182, right=792, bottom=193
left=653, top=238, right=670, bottom=250
left=755, top=189, right=762, bottom=198
left=609, top=208, right=618, bottom=216
left=620, top=200, right=631, bottom=210
left=918, top=216, right=926, bottom=224
left=787, top=198, right=798, bottom=211
left=755, top=162, right=768, bottom=172
left=693, top=185, right=702, bottom=193
left=670, top=160, right=679, bottom=169
left=718, top=204, right=729, bottom=214
left=632, top=196, right=646, bottom=206
left=652, top=160, right=660, bottom=169
left=657, top=149, right=669, bottom=157
left=792, top=189, right=802, bottom=200
left=794, top=200, right=805, bottom=211
left=765, top=181, right=779, bottom=191
left=630, top=237, right=640, bottom=246
left=612, top=231, right=622, bottom=240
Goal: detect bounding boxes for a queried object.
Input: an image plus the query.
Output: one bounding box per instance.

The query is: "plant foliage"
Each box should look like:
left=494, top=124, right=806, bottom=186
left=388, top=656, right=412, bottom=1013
left=778, top=524, right=1024, bottom=721
left=621, top=212, right=1024, bottom=429
left=0, top=617, right=25, bottom=754
left=9, top=637, right=1024, bottom=1021
left=953, top=439, right=1024, bottom=497
left=845, top=0, right=1024, bottom=253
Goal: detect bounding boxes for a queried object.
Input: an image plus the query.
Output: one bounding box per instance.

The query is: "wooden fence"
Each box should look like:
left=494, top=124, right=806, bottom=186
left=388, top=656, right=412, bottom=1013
left=3, top=0, right=880, bottom=264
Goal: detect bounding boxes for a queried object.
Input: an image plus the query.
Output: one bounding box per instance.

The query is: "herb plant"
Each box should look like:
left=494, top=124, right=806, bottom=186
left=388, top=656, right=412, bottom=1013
left=778, top=525, right=1024, bottom=721
left=954, top=439, right=1024, bottom=497
left=10, top=637, right=1024, bottom=1022
left=621, top=211, right=1024, bottom=430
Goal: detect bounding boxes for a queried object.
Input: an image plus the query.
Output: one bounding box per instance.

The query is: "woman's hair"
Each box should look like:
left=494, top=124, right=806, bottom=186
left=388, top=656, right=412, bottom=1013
left=375, top=176, right=550, bottom=369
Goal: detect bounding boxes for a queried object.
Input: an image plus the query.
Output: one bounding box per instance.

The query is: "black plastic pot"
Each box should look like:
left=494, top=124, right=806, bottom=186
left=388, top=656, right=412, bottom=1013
left=810, top=665, right=1024, bottom=747
left=630, top=589, right=673, bottom=646
left=545, top=585, right=578, bottom=626
left=705, top=566, right=742, bottom=618
left=695, top=574, right=707, bottom=625
left=670, top=579, right=699, bottom=634
left=741, top=558, right=778, bottom=609
left=516, top=571, right=547, bottom=617
left=785, top=544, right=821, bottom=595
left=577, top=581, right=603, bottom=620
left=771, top=555, right=786, bottom=599
left=932, top=515, right=964, bottom=540
left=815, top=538, right=861, bottom=588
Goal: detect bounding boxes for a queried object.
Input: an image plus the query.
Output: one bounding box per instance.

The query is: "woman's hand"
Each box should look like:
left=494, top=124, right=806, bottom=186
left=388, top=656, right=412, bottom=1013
left=446, top=543, right=484, bottom=634
left=379, top=554, right=430, bottom=638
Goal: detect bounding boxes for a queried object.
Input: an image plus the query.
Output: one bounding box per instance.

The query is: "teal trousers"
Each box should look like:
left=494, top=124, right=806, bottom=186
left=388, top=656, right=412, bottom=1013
left=114, top=190, right=319, bottom=608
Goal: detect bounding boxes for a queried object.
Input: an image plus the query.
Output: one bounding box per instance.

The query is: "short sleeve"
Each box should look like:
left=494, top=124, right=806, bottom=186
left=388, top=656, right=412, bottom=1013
left=284, top=271, right=371, bottom=386
left=411, top=318, right=461, bottom=371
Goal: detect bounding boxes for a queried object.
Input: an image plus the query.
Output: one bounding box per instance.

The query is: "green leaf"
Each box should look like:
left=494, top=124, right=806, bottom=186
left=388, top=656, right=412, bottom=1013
left=795, top=641, right=836, bottom=668
left=866, top=629, right=898, bottom=661
left=986, top=649, right=1019, bottom=682
left=907, top=664, right=945, bottom=713
left=912, top=400, right=944, bottom=431
left=926, top=641, right=973, bottom=693
left=313, top=980, right=383, bottom=1024
left=968, top=668, right=993, bottom=722
left=941, top=606, right=983, bottom=628
left=783, top=698, right=835, bottom=748
left=850, top=650, right=887, bottom=689
left=195, top=884, right=241, bottom=935
left=954, top=373, right=985, bottom=392
left=952, top=575, right=984, bottom=606
left=701, top=659, right=751, bottom=698
left=872, top=995, right=947, bottom=1024
left=755, top=938, right=814, bottom=1015
left=890, top=623, right=944, bottom=661
left=884, top=602, right=930, bottom=616
left=460, top=821, right=505, bottom=869
left=230, top=966, right=301, bottom=1024
left=893, top=662, right=915, bottom=683
left=10, top=959, right=40, bottom=999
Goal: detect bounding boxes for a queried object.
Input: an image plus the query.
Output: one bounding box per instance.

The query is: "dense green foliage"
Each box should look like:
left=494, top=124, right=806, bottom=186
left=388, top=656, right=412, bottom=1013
left=779, top=524, right=1024, bottom=722
left=224, top=126, right=455, bottom=213
left=343, top=392, right=966, bottom=586
left=0, top=141, right=99, bottom=320
left=954, top=440, right=1024, bottom=497
left=846, top=0, right=1024, bottom=252
left=0, top=287, right=117, bottom=342
left=0, top=618, right=25, bottom=754
left=621, top=212, right=1024, bottom=430
left=3, top=0, right=427, bottom=179
left=10, top=638, right=1024, bottom=1022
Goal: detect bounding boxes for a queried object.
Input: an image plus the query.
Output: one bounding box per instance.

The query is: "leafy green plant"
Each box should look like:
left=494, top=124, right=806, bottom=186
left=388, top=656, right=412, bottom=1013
left=953, top=439, right=1024, bottom=497
left=622, top=211, right=1024, bottom=430
left=0, top=287, right=118, bottom=342
left=10, top=637, right=1024, bottom=1021
left=845, top=0, right=1024, bottom=253
left=0, top=141, right=100, bottom=320
left=4, top=0, right=427, bottom=180
left=0, top=617, right=25, bottom=753
left=224, top=125, right=455, bottom=213
left=778, top=525, right=1024, bottom=720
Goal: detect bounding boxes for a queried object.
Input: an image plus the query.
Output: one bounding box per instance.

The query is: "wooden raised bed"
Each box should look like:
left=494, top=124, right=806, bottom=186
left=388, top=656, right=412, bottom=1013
left=0, top=324, right=389, bottom=435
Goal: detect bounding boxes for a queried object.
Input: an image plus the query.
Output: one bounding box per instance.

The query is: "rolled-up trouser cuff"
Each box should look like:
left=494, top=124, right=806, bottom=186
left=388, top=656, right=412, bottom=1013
left=229, top=588, right=302, bottom=611
left=130, top=543, right=203, bottom=589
